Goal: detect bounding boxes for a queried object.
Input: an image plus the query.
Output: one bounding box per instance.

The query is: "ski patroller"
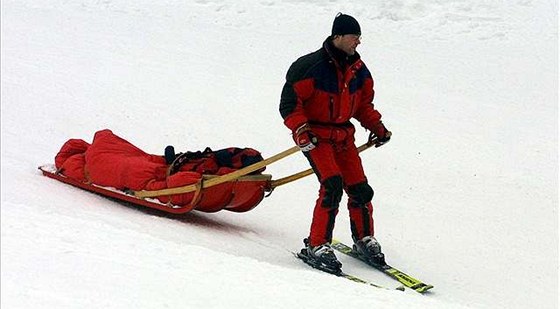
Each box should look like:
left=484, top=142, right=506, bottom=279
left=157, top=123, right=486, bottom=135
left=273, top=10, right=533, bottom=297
left=294, top=251, right=405, bottom=291
left=331, top=239, right=434, bottom=293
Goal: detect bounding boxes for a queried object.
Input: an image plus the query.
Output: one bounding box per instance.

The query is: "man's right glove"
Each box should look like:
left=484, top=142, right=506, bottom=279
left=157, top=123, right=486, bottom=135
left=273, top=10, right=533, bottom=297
left=368, top=121, right=392, bottom=148
left=294, top=123, right=318, bottom=152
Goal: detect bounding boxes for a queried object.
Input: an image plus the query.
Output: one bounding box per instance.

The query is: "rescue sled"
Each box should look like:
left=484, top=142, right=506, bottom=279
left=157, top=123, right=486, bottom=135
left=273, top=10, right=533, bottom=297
left=39, top=129, right=374, bottom=215
left=38, top=146, right=298, bottom=214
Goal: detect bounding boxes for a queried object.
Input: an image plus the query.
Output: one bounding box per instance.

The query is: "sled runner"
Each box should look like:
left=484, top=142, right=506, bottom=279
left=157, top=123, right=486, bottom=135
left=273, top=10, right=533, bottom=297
left=39, top=129, right=374, bottom=215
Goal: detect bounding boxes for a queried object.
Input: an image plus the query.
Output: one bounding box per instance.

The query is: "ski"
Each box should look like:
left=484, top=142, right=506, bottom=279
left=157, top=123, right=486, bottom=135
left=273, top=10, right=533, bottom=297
left=294, top=251, right=405, bottom=291
left=331, top=239, right=434, bottom=293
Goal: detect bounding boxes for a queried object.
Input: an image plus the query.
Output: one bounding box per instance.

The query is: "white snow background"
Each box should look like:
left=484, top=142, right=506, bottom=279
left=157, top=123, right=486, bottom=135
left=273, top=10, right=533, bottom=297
left=1, top=1, right=558, bottom=308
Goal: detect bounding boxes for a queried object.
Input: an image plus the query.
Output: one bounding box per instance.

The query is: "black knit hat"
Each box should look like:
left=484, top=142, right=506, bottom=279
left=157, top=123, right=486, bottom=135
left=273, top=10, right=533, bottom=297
left=331, top=13, right=361, bottom=36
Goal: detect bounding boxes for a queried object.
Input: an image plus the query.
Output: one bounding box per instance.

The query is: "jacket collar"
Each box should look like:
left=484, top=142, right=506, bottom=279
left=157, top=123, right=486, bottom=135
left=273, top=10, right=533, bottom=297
left=323, top=36, right=361, bottom=70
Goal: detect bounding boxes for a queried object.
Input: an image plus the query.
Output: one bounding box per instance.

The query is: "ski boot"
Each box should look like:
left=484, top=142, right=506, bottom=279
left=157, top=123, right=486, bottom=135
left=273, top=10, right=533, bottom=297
left=298, top=238, right=342, bottom=274
left=353, top=236, right=387, bottom=266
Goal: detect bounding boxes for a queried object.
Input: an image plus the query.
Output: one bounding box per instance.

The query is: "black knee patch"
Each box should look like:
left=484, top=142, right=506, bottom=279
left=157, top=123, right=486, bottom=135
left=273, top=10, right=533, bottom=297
left=321, top=175, right=343, bottom=208
left=347, top=182, right=374, bottom=206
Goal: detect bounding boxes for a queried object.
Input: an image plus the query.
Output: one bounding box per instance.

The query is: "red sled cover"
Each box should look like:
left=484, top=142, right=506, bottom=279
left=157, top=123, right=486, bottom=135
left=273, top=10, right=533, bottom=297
left=41, top=129, right=272, bottom=214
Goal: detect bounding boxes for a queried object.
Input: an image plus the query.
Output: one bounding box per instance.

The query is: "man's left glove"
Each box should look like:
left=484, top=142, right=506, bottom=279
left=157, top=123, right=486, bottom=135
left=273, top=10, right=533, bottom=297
left=368, top=121, right=392, bottom=148
left=294, top=123, right=318, bottom=152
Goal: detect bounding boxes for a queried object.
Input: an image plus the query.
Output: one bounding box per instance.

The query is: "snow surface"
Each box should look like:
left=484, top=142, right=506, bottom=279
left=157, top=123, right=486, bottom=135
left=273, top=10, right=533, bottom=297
left=1, top=1, right=558, bottom=308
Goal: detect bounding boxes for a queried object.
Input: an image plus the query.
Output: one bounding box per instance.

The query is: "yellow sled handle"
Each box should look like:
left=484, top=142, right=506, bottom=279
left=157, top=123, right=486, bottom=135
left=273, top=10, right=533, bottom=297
left=133, top=146, right=299, bottom=198
left=268, top=141, right=375, bottom=189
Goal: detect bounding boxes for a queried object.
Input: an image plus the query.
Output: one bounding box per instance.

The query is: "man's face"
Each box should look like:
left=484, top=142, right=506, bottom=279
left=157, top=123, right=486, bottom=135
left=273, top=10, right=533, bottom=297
left=333, top=34, right=361, bottom=55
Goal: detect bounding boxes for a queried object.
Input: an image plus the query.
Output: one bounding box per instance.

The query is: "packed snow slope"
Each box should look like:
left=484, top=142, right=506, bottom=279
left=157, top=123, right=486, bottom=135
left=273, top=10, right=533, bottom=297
left=1, top=1, right=558, bottom=308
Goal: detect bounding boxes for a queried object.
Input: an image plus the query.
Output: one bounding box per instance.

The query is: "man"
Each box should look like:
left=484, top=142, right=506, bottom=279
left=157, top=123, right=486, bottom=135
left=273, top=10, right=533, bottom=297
left=280, top=13, right=392, bottom=271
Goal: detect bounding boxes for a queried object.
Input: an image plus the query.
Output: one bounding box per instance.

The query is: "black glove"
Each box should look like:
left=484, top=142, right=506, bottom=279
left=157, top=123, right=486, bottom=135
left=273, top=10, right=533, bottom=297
left=293, top=123, right=318, bottom=152
left=368, top=122, right=392, bottom=148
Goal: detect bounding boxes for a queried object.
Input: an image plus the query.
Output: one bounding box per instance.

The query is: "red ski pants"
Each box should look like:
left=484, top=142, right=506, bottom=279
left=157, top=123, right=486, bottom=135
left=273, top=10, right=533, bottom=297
left=304, top=137, right=375, bottom=247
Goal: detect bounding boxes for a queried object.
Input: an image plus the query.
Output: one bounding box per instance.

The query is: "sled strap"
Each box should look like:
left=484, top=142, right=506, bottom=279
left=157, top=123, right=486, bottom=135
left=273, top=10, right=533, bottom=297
left=269, top=141, right=374, bottom=189
left=133, top=146, right=299, bottom=198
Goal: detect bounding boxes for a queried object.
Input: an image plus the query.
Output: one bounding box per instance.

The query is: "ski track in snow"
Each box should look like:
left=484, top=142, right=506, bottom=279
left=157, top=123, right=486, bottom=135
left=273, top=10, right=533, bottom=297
left=1, top=1, right=557, bottom=309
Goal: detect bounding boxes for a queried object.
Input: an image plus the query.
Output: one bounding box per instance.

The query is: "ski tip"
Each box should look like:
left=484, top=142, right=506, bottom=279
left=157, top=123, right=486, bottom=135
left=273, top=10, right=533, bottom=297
left=415, top=284, right=434, bottom=293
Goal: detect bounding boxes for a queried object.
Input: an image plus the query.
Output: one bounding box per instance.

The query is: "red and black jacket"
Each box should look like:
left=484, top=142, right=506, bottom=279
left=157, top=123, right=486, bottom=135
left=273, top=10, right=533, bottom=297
left=280, top=37, right=382, bottom=136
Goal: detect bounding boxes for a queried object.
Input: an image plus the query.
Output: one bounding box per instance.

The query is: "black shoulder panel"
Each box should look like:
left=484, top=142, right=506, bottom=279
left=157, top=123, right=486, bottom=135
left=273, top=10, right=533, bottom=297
left=285, top=48, right=325, bottom=83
